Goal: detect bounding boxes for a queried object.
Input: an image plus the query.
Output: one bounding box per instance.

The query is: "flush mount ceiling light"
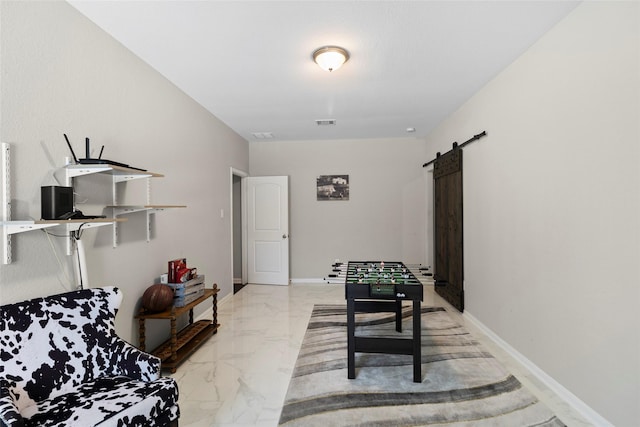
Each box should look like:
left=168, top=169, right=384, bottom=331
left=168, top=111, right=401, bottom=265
left=315, top=119, right=336, bottom=126
left=312, top=46, right=349, bottom=72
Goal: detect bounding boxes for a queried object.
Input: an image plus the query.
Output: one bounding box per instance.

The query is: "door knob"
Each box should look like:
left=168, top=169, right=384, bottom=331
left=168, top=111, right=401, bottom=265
left=282, top=234, right=288, bottom=239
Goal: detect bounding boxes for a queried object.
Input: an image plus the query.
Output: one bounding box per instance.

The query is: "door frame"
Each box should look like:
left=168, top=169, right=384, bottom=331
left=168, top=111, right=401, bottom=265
left=232, top=172, right=290, bottom=286
left=230, top=167, right=248, bottom=288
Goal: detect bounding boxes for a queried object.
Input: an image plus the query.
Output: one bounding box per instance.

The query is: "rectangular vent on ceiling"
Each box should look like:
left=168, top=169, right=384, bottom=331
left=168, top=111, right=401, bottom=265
left=252, top=132, right=274, bottom=139
left=315, top=119, right=336, bottom=126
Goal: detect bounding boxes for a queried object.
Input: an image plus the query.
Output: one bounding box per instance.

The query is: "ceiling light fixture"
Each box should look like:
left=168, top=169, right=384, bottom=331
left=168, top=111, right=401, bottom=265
left=315, top=119, right=336, bottom=126
left=313, top=46, right=349, bottom=72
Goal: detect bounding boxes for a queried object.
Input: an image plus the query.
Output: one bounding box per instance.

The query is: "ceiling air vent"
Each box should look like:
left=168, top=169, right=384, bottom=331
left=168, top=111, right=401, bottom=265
left=315, top=119, right=336, bottom=126
left=251, top=132, right=274, bottom=139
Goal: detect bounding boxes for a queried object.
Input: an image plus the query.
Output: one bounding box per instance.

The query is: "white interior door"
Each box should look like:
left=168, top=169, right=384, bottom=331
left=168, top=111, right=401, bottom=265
left=246, top=176, right=289, bottom=285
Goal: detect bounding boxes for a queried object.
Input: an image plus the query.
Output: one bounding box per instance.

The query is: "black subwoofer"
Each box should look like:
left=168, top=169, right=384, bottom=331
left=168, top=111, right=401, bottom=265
left=41, top=186, right=73, bottom=220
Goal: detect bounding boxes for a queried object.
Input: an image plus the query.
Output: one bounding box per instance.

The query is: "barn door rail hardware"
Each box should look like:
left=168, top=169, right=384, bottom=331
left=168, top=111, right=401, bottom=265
left=422, top=131, right=487, bottom=168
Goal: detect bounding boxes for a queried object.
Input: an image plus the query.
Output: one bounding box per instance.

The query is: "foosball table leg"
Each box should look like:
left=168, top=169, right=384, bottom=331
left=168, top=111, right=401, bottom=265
left=412, top=299, right=422, bottom=383
left=395, top=300, right=402, bottom=332
left=347, top=298, right=356, bottom=379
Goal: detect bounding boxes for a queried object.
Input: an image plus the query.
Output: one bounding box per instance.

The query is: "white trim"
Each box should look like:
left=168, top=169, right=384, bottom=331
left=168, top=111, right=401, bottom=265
left=230, top=167, right=248, bottom=291
left=194, top=290, right=233, bottom=323
left=289, top=278, right=327, bottom=284
left=217, top=291, right=233, bottom=307
left=463, top=310, right=613, bottom=427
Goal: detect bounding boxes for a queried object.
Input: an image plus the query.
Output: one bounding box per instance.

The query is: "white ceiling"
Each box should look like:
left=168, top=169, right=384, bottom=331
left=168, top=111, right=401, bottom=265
left=68, top=1, right=579, bottom=143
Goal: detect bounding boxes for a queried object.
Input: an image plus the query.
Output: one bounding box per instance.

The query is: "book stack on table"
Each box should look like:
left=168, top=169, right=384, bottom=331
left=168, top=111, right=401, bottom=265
left=167, top=258, right=205, bottom=307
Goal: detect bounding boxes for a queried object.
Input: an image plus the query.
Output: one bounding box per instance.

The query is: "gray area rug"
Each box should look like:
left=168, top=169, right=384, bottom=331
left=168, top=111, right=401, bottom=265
left=279, top=304, right=565, bottom=427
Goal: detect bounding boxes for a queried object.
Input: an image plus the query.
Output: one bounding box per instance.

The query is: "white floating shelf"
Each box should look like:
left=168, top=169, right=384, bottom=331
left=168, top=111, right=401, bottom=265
left=64, top=164, right=163, bottom=182
left=41, top=218, right=126, bottom=233
left=2, top=221, right=59, bottom=235
left=108, top=205, right=186, bottom=216
left=107, top=205, right=186, bottom=247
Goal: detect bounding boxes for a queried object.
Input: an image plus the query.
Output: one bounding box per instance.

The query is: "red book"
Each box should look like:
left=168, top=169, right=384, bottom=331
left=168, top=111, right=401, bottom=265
left=168, top=258, right=186, bottom=283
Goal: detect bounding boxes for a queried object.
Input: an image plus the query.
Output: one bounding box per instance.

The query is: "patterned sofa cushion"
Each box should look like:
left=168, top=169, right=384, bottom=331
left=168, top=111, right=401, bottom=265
left=0, top=287, right=179, bottom=427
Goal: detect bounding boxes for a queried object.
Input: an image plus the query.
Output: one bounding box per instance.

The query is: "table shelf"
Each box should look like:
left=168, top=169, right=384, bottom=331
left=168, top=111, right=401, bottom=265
left=151, top=320, right=217, bottom=363
left=136, top=286, right=220, bottom=373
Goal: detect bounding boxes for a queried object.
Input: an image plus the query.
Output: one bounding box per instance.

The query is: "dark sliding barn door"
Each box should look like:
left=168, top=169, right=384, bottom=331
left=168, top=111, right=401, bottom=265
left=433, top=147, right=464, bottom=311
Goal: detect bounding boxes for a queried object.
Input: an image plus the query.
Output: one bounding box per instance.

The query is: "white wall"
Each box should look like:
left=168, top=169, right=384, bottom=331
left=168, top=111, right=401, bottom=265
left=249, top=138, right=427, bottom=278
left=0, top=1, right=248, bottom=346
left=2, top=1, right=638, bottom=424
left=424, top=2, right=639, bottom=426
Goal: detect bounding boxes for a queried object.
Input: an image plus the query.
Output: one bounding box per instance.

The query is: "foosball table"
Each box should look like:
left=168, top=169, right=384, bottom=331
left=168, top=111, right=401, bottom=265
left=344, top=261, right=423, bottom=382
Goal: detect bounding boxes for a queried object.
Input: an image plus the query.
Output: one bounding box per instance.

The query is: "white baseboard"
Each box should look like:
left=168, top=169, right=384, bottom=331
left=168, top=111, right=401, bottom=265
left=463, top=310, right=612, bottom=427
left=217, top=291, right=233, bottom=307
left=193, top=291, right=232, bottom=323
left=289, top=278, right=327, bottom=284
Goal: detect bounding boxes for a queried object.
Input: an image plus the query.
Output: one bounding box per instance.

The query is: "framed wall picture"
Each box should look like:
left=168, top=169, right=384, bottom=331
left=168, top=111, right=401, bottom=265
left=317, top=175, right=349, bottom=201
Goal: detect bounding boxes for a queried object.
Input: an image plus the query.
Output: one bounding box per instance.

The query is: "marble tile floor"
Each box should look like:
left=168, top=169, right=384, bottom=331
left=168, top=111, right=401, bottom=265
left=170, top=283, right=594, bottom=427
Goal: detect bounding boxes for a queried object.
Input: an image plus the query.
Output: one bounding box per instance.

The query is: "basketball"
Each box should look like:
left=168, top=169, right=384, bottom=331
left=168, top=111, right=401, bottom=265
left=142, top=284, right=174, bottom=312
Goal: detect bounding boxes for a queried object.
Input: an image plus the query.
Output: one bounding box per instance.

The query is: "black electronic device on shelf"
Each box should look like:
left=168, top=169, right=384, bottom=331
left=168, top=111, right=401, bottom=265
left=57, top=209, right=106, bottom=220
left=40, top=186, right=106, bottom=220
left=64, top=134, right=146, bottom=171
left=41, top=186, right=73, bottom=220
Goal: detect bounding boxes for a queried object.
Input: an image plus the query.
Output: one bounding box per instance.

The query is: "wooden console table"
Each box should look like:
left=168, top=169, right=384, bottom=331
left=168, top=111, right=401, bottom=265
left=136, top=285, right=220, bottom=373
